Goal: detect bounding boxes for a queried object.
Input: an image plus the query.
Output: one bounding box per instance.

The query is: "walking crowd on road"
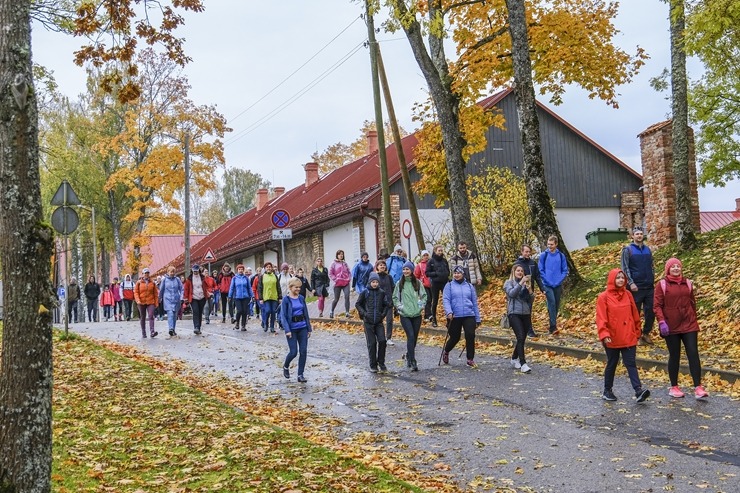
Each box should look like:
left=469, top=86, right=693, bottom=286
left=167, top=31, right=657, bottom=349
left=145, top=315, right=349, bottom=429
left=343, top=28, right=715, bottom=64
left=61, top=228, right=708, bottom=398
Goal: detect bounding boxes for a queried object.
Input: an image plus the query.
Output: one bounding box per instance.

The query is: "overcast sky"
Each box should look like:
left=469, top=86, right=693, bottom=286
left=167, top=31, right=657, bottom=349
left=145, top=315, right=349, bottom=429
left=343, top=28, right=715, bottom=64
left=32, top=1, right=738, bottom=211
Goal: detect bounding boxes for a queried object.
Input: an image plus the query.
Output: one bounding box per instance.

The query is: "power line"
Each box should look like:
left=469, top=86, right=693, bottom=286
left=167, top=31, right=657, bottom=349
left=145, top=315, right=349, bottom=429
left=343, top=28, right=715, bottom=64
left=224, top=41, right=366, bottom=147
left=228, top=15, right=362, bottom=124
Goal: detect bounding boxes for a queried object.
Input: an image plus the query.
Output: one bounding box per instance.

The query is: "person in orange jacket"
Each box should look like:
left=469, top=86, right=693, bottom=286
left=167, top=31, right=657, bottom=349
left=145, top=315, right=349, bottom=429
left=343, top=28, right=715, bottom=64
left=134, top=268, right=159, bottom=338
left=596, top=268, right=650, bottom=403
left=99, top=285, right=115, bottom=321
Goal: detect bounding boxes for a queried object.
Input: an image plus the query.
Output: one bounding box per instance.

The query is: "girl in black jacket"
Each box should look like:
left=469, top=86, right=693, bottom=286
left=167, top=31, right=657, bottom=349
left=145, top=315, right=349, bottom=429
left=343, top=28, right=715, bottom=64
left=425, top=245, right=450, bottom=327
left=356, top=273, right=391, bottom=372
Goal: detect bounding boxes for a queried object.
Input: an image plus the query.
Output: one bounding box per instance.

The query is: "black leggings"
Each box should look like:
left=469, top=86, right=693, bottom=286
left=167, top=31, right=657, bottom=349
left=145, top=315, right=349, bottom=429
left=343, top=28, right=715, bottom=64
left=665, top=331, right=702, bottom=387
left=444, top=316, right=476, bottom=361
left=508, top=313, right=530, bottom=364
left=430, top=283, right=445, bottom=322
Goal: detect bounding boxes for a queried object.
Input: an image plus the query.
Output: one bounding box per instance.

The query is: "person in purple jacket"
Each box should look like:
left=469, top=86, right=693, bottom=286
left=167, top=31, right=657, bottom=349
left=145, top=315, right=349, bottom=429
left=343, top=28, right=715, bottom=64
left=441, top=265, right=481, bottom=368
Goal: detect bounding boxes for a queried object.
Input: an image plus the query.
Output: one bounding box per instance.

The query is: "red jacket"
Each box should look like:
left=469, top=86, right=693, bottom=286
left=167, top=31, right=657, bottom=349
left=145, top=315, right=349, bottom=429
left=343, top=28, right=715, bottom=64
left=184, top=273, right=213, bottom=303
left=414, top=260, right=431, bottom=288
left=218, top=269, right=234, bottom=294
left=251, top=275, right=260, bottom=301
left=654, top=277, right=699, bottom=335
left=596, top=269, right=641, bottom=349
left=100, top=290, right=115, bottom=307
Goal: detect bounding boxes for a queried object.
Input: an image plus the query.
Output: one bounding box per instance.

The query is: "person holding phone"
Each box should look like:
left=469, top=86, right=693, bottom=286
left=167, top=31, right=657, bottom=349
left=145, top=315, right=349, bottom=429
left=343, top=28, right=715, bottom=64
left=514, top=244, right=544, bottom=337
left=504, top=264, right=534, bottom=373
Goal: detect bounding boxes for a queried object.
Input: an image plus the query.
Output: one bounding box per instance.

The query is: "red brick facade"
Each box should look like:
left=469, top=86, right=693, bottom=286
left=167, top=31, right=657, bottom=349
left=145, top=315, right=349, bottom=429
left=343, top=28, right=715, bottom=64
left=638, top=120, right=700, bottom=248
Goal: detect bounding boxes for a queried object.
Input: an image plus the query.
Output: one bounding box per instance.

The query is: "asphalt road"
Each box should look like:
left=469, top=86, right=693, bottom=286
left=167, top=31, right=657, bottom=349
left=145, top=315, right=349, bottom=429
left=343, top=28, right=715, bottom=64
left=66, top=315, right=740, bottom=493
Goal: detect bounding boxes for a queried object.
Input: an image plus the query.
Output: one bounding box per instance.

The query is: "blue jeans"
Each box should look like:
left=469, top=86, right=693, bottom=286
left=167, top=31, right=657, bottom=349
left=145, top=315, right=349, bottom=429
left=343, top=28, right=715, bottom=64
left=604, top=346, right=641, bottom=391
left=262, top=300, right=278, bottom=329
left=284, top=327, right=309, bottom=376
left=166, top=308, right=177, bottom=331
left=543, top=285, right=562, bottom=331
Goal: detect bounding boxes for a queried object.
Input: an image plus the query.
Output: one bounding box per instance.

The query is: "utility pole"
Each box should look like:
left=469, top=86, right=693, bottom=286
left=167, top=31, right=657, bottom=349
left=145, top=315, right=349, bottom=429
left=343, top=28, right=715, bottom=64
left=184, top=131, right=191, bottom=273
left=366, top=1, right=394, bottom=253
left=377, top=47, right=426, bottom=254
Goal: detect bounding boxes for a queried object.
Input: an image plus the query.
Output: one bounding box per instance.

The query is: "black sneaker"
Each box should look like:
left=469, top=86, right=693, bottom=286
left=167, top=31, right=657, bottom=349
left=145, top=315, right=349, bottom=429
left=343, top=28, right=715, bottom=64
left=411, top=361, right=419, bottom=372
left=168, top=330, right=175, bottom=337
left=240, top=326, right=246, bottom=331
left=527, top=329, right=538, bottom=338
left=370, top=366, right=379, bottom=373
left=602, top=389, right=617, bottom=401
left=194, top=329, right=201, bottom=335
left=231, top=318, right=236, bottom=324
left=432, top=320, right=438, bottom=328
left=283, top=367, right=290, bottom=379
left=297, top=375, right=307, bottom=383
left=378, top=364, right=388, bottom=373
left=635, top=388, right=651, bottom=403
left=151, top=331, right=158, bottom=338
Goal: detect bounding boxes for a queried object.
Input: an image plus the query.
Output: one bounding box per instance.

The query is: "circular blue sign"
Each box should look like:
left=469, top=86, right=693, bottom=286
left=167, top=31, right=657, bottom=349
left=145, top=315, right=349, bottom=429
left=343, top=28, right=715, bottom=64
left=271, top=209, right=290, bottom=228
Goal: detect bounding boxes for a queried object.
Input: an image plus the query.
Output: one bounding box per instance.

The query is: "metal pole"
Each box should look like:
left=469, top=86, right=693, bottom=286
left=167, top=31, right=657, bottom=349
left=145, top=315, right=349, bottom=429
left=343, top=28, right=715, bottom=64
left=281, top=239, right=285, bottom=266
left=184, top=131, right=191, bottom=273
left=92, top=205, right=98, bottom=322
left=63, top=185, right=69, bottom=335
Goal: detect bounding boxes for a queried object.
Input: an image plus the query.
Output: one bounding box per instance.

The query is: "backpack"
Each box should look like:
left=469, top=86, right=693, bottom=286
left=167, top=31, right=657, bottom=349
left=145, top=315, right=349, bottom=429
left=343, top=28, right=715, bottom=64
left=659, top=278, right=693, bottom=294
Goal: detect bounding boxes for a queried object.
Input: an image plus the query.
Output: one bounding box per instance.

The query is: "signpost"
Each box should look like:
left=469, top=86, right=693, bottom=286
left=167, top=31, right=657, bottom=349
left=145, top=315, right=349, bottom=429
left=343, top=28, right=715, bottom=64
left=271, top=210, right=291, bottom=263
left=50, top=180, right=81, bottom=336
left=402, top=219, right=412, bottom=258
left=202, top=248, right=217, bottom=275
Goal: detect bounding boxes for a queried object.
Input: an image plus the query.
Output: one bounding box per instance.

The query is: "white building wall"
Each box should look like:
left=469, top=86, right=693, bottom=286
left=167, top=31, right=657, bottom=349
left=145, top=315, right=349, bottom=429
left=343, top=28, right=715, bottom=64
left=263, top=250, right=278, bottom=268
left=323, top=222, right=356, bottom=264
left=243, top=255, right=256, bottom=271
left=400, top=209, right=454, bottom=257
left=363, top=216, right=378, bottom=261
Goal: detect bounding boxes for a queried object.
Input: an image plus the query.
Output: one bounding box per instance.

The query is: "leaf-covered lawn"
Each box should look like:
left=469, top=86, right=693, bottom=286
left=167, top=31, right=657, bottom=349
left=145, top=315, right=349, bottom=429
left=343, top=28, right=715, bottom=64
left=52, top=334, right=429, bottom=492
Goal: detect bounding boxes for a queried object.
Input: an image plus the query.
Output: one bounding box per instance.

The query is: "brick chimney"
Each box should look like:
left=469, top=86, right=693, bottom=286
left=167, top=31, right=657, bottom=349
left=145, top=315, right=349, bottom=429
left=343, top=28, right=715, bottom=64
left=273, top=186, right=285, bottom=199
left=367, top=130, right=378, bottom=155
left=304, top=162, right=319, bottom=187
left=255, top=188, right=269, bottom=211
left=736, top=198, right=740, bottom=212
left=638, top=120, right=700, bottom=248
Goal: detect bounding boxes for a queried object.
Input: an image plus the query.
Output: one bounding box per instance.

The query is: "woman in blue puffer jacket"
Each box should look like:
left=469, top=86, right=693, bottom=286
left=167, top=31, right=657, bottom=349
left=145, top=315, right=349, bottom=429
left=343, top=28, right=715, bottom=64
left=228, top=264, right=253, bottom=331
left=442, top=265, right=481, bottom=367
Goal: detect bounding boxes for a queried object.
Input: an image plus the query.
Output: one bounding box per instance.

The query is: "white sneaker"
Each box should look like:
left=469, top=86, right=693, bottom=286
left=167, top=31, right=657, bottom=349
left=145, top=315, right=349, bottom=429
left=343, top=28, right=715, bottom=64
left=387, top=339, right=395, bottom=346
left=520, top=363, right=531, bottom=373
left=511, top=359, right=521, bottom=369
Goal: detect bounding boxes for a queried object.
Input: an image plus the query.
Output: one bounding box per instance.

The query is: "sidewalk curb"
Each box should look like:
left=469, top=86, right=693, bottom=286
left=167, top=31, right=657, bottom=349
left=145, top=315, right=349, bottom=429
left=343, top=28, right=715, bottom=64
left=314, top=317, right=740, bottom=384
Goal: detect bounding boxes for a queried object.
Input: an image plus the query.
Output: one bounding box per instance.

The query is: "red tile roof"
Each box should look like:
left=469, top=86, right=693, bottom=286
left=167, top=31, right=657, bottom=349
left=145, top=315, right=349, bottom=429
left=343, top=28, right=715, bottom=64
left=111, top=234, right=206, bottom=278
left=700, top=211, right=740, bottom=233
left=170, top=134, right=419, bottom=271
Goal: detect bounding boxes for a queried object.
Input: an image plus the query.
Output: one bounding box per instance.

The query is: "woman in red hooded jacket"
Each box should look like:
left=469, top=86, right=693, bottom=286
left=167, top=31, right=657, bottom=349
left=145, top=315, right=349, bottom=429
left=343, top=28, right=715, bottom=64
left=596, top=268, right=650, bottom=403
left=654, top=257, right=708, bottom=399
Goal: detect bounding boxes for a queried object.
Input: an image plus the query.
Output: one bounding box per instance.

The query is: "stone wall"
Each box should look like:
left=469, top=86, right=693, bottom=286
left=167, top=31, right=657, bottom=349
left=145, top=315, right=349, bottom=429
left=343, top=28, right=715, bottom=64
left=378, top=194, right=401, bottom=250
left=620, top=191, right=644, bottom=231
left=638, top=120, right=700, bottom=247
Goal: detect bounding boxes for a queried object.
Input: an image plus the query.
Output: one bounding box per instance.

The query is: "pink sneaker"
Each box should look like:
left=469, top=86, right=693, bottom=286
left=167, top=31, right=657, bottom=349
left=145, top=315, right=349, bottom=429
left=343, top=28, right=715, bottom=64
left=668, top=386, right=685, bottom=398
left=694, top=385, right=709, bottom=399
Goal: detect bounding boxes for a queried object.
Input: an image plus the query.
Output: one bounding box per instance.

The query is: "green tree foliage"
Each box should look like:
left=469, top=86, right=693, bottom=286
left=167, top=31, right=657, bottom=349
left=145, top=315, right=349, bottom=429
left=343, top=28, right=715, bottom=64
left=686, top=0, right=740, bottom=187
left=221, top=168, right=270, bottom=219
left=468, top=167, right=536, bottom=276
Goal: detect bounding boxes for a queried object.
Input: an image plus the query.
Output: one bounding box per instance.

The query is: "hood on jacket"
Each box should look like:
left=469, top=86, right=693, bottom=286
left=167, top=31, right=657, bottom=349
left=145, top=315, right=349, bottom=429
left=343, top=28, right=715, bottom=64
left=605, top=268, right=627, bottom=296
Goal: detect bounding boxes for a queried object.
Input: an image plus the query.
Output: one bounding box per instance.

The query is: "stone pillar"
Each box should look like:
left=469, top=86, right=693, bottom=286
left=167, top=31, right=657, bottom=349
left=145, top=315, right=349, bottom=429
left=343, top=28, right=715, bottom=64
left=620, top=191, right=644, bottom=231
left=311, top=233, right=323, bottom=262
left=377, top=194, right=401, bottom=250
left=638, top=120, right=700, bottom=248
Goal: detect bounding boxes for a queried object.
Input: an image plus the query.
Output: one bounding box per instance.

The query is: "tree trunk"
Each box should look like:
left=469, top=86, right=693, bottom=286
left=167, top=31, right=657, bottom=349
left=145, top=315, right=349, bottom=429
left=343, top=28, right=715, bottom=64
left=670, top=0, right=697, bottom=251
left=391, top=0, right=477, bottom=253
left=0, top=1, right=54, bottom=492
left=505, top=0, right=581, bottom=284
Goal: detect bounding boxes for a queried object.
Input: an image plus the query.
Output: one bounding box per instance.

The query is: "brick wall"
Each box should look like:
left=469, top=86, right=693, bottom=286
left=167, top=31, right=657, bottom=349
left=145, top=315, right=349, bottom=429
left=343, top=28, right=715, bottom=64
left=638, top=120, right=700, bottom=248
left=377, top=194, right=401, bottom=249
left=620, top=191, right=644, bottom=231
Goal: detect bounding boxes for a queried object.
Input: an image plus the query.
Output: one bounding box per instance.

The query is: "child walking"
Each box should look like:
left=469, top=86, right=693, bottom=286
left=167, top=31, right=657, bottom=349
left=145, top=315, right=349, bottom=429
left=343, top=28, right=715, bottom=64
left=355, top=273, right=391, bottom=373
left=596, top=268, right=650, bottom=403
left=100, top=285, right=115, bottom=321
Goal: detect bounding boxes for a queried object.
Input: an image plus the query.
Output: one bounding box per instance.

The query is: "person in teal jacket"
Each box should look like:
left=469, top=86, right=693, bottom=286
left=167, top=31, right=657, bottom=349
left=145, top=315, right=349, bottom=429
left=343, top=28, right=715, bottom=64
left=442, top=265, right=481, bottom=367
left=392, top=261, right=427, bottom=371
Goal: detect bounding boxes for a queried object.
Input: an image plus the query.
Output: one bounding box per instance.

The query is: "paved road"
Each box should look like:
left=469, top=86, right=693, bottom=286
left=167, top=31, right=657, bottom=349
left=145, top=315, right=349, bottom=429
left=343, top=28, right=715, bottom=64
left=66, top=314, right=740, bottom=493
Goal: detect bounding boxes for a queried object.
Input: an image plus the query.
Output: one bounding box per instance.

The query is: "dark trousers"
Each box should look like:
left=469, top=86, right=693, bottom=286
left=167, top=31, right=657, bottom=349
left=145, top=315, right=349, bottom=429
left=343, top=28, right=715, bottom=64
left=262, top=300, right=278, bottom=329
left=363, top=321, right=387, bottom=368
left=191, top=298, right=207, bottom=330
left=67, top=299, right=78, bottom=322
left=384, top=308, right=394, bottom=339
left=331, top=285, right=350, bottom=314
left=444, top=316, right=477, bottom=361
left=630, top=288, right=655, bottom=334
left=509, top=313, right=531, bottom=364
left=284, top=327, right=309, bottom=376
left=220, top=293, right=234, bottom=320
left=400, top=315, right=422, bottom=364
left=422, top=286, right=432, bottom=319
left=430, top=282, right=445, bottom=322
left=123, top=299, right=134, bottom=320
left=604, top=345, right=641, bottom=391
left=103, top=305, right=112, bottom=319
left=138, top=303, right=155, bottom=335
left=234, top=298, right=250, bottom=327
left=86, top=297, right=98, bottom=322
left=665, top=331, right=702, bottom=386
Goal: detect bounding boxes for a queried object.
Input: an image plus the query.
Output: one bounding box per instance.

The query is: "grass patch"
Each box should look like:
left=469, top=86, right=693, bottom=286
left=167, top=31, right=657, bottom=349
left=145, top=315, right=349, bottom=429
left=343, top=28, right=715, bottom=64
left=52, top=334, right=425, bottom=492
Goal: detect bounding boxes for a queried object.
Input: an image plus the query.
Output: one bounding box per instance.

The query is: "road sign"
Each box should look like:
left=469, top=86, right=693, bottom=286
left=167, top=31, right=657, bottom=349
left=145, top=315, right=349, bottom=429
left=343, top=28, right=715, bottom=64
left=271, top=209, right=291, bottom=228
left=202, top=248, right=217, bottom=262
left=272, top=228, right=293, bottom=240
left=401, top=219, right=412, bottom=239
left=50, top=180, right=81, bottom=206
left=51, top=206, right=79, bottom=235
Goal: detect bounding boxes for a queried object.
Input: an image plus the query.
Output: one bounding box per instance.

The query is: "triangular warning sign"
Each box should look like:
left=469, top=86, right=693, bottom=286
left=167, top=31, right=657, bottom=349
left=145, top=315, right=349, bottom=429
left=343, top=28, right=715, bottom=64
left=202, top=248, right=217, bottom=262
left=50, top=180, right=81, bottom=206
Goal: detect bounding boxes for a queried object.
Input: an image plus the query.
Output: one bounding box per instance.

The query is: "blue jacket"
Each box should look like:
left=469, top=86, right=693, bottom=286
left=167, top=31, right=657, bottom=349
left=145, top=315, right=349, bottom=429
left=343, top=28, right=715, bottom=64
left=228, top=273, right=253, bottom=299
left=386, top=254, right=406, bottom=284
left=158, top=275, right=184, bottom=312
left=620, top=243, right=654, bottom=289
left=442, top=280, right=481, bottom=322
left=538, top=249, right=568, bottom=288
left=279, top=295, right=312, bottom=334
left=351, top=260, right=374, bottom=294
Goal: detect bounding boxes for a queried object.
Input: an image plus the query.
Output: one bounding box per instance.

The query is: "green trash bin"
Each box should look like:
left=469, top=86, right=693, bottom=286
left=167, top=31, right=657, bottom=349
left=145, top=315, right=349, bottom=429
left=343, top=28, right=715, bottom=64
left=585, top=228, right=628, bottom=246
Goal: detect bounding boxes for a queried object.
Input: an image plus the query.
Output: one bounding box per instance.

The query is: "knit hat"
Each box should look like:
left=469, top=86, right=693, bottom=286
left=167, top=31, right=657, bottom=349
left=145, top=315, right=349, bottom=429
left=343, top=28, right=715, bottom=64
left=403, top=261, right=414, bottom=271
left=361, top=251, right=369, bottom=258
left=394, top=244, right=403, bottom=253
left=142, top=268, right=150, bottom=274
left=664, top=257, right=682, bottom=276
left=281, top=262, right=289, bottom=270
left=453, top=265, right=465, bottom=274
left=421, top=250, right=429, bottom=256
left=192, top=264, right=200, bottom=271
left=368, top=272, right=380, bottom=283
